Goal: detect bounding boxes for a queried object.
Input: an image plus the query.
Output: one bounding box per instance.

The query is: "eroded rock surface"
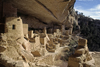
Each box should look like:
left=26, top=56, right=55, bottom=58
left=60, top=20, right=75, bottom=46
left=0, top=0, right=96, bottom=67
left=0, top=0, right=78, bottom=29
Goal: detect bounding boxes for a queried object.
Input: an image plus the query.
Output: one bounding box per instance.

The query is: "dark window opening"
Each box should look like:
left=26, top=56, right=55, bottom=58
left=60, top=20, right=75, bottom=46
left=17, top=19, right=20, bottom=21
left=65, top=27, right=69, bottom=30
left=12, top=25, right=15, bottom=29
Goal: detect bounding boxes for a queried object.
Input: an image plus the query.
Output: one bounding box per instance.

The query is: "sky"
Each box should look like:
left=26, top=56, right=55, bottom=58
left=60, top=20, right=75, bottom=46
left=74, top=0, right=100, bottom=20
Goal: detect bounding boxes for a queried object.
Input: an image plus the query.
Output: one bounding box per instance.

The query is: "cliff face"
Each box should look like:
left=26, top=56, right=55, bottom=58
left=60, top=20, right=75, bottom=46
left=3, top=0, right=76, bottom=29
left=9, top=0, right=75, bottom=23
left=0, top=0, right=90, bottom=67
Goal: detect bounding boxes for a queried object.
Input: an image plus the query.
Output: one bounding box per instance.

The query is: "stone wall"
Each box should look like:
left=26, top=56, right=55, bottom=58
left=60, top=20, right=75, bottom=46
left=23, top=24, right=28, bottom=36
left=68, top=38, right=95, bottom=67
left=5, top=17, right=24, bottom=40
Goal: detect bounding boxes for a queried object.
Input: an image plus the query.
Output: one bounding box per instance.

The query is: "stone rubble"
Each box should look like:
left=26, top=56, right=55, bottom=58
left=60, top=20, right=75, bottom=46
left=68, top=38, right=95, bottom=67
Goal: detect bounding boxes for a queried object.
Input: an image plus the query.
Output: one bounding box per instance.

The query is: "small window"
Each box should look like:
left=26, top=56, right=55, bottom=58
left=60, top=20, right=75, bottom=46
left=17, top=19, right=20, bottom=21
left=12, top=25, right=15, bottom=29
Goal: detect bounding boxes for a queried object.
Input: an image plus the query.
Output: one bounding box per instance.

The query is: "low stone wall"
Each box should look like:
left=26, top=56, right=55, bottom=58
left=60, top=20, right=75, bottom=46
left=68, top=38, right=95, bottom=67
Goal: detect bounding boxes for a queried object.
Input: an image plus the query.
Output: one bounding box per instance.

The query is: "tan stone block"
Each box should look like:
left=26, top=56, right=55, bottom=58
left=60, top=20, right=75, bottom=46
left=70, top=57, right=81, bottom=62
left=46, top=49, right=55, bottom=52
left=69, top=28, right=73, bottom=35
left=40, top=37, right=47, bottom=45
left=75, top=48, right=85, bottom=55
left=65, top=30, right=69, bottom=36
left=23, top=24, right=28, bottom=36
left=61, top=25, right=65, bottom=34
left=33, top=36, right=41, bottom=50
left=29, top=38, right=35, bottom=42
left=78, top=38, right=87, bottom=47
left=5, top=17, right=24, bottom=40
left=43, top=27, right=47, bottom=34
left=28, top=30, right=34, bottom=38
left=68, top=60, right=81, bottom=67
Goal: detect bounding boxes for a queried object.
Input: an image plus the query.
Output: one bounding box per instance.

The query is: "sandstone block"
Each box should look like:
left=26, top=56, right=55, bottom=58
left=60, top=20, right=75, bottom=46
left=23, top=24, right=28, bottom=36
left=40, top=37, right=47, bottom=45
left=78, top=38, right=87, bottom=47
left=69, top=28, right=73, bottom=35
left=68, top=60, right=82, bottom=67
left=65, top=30, right=69, bottom=36
left=28, top=30, right=34, bottom=38
left=75, top=48, right=85, bottom=55
left=43, top=27, right=47, bottom=34
left=5, top=17, right=24, bottom=40
left=69, top=56, right=82, bottom=62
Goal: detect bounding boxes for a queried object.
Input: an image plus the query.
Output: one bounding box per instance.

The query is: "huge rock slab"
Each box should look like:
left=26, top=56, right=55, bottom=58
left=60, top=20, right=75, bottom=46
left=3, top=0, right=76, bottom=29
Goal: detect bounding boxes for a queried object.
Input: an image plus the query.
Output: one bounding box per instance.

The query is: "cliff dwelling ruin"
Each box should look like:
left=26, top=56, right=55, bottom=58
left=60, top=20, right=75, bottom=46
left=0, top=0, right=96, bottom=67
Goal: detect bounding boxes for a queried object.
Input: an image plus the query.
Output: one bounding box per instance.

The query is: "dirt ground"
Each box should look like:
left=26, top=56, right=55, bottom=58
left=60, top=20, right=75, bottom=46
left=91, top=52, right=100, bottom=67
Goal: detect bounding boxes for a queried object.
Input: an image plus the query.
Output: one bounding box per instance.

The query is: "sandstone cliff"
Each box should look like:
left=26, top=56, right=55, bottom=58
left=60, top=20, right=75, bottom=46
left=0, top=0, right=96, bottom=67
left=2, top=0, right=77, bottom=29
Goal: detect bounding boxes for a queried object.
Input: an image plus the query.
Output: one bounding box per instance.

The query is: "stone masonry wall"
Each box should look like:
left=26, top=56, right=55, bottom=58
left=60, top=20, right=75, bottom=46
left=5, top=17, right=24, bottom=40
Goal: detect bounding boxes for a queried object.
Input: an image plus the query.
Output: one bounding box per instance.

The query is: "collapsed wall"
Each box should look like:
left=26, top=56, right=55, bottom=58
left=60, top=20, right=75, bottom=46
left=68, top=38, right=95, bottom=67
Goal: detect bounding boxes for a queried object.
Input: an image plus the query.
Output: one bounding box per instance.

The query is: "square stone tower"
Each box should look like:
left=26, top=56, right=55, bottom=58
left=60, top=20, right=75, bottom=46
left=5, top=17, right=24, bottom=40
